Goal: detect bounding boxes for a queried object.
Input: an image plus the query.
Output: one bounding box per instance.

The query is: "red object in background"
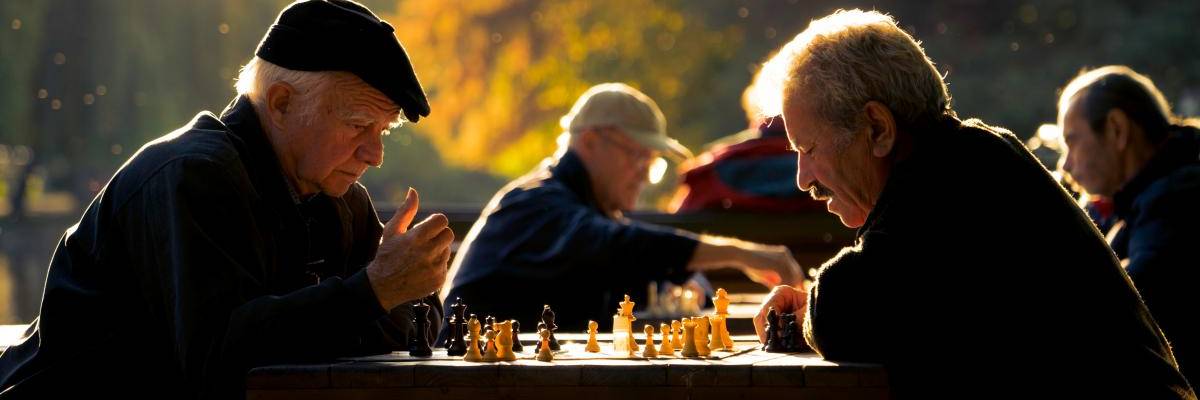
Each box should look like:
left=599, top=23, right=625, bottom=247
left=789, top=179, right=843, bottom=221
left=671, top=118, right=824, bottom=213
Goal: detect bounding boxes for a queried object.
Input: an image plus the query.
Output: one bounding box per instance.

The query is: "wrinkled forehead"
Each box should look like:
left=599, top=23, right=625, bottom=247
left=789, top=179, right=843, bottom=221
left=780, top=94, right=823, bottom=139
left=331, top=73, right=402, bottom=123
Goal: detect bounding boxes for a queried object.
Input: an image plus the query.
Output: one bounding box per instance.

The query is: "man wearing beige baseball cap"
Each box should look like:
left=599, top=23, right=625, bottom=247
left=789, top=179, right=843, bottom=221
left=438, top=83, right=803, bottom=335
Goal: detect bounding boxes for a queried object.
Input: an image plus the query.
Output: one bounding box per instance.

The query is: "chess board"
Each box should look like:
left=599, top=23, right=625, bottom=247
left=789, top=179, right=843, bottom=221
left=345, top=339, right=761, bottom=362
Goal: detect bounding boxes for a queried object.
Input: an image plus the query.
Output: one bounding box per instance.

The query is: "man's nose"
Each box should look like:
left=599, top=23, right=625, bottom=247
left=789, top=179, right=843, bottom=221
left=1060, top=151, right=1074, bottom=176
left=357, top=134, right=384, bottom=167
left=795, top=154, right=814, bottom=191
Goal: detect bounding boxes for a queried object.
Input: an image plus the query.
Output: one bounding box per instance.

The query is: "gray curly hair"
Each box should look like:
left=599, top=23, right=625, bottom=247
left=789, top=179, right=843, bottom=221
left=749, top=9, right=953, bottom=149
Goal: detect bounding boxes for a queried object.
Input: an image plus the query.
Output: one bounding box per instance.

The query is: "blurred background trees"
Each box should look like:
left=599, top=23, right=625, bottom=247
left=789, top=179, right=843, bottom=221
left=2, top=0, right=1199, bottom=323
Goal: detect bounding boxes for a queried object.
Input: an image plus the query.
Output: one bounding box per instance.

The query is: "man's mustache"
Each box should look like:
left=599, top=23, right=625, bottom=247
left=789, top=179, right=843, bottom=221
left=808, top=183, right=833, bottom=200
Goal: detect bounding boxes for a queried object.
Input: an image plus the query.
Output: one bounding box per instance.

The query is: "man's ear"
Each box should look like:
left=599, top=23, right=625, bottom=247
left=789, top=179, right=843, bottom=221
left=863, top=101, right=897, bottom=158
left=1105, top=108, right=1132, bottom=151
left=572, top=129, right=600, bottom=156
left=265, top=82, right=294, bottom=131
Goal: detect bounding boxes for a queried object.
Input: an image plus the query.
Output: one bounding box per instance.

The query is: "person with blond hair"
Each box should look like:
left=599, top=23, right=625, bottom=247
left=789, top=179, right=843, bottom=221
left=1058, top=65, right=1200, bottom=387
left=0, top=1, right=452, bottom=397
left=749, top=9, right=1193, bottom=398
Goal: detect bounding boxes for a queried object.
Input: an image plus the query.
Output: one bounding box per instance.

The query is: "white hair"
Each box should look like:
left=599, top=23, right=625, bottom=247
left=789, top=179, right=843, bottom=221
left=234, top=57, right=404, bottom=128
left=749, top=9, right=952, bottom=148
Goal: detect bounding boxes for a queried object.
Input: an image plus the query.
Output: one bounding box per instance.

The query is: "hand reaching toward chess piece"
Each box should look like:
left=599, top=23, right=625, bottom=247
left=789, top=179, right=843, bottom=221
left=753, top=285, right=807, bottom=344
left=688, top=235, right=803, bottom=288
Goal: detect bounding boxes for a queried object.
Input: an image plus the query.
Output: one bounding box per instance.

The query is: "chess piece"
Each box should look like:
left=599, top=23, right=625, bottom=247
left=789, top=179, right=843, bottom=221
left=482, top=328, right=499, bottom=362
left=613, top=294, right=637, bottom=354
left=781, top=313, right=800, bottom=352
left=680, top=318, right=699, bottom=357
left=447, top=298, right=468, bottom=356
left=464, top=316, right=484, bottom=362
left=696, top=316, right=711, bottom=357
left=619, top=294, right=636, bottom=320
left=642, top=325, right=658, bottom=357
left=712, top=289, right=734, bottom=351
left=536, top=328, right=554, bottom=362
left=511, top=320, right=524, bottom=352
left=409, top=301, right=433, bottom=357
left=541, top=305, right=561, bottom=351
left=658, top=323, right=674, bottom=355
left=671, top=320, right=682, bottom=352
left=626, top=329, right=638, bottom=355
left=480, top=315, right=495, bottom=352
left=585, top=320, right=601, bottom=353
left=763, top=307, right=785, bottom=352
left=534, top=322, right=548, bottom=352
left=709, top=316, right=727, bottom=352
left=496, top=320, right=517, bottom=361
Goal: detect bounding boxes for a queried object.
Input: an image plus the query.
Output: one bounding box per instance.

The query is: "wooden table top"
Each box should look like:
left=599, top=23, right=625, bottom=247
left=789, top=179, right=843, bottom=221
left=247, top=336, right=888, bottom=400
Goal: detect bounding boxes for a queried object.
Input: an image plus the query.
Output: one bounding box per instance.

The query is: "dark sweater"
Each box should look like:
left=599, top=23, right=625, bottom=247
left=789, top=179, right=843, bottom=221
left=0, top=97, right=438, bottom=399
left=440, top=150, right=698, bottom=336
left=805, top=117, right=1194, bottom=398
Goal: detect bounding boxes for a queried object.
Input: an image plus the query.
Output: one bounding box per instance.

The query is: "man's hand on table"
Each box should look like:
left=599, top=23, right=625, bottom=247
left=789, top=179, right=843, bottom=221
left=367, top=188, right=454, bottom=311
left=753, top=285, right=807, bottom=344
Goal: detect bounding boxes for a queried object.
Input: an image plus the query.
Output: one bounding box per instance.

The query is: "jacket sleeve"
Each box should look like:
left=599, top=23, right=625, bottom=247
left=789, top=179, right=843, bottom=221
left=497, top=192, right=699, bottom=286
left=1124, top=184, right=1199, bottom=373
left=804, top=232, right=899, bottom=362
left=122, top=157, right=391, bottom=396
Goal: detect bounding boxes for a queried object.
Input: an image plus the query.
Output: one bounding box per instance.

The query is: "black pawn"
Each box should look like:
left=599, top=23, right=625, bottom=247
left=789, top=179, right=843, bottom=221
left=763, top=307, right=785, bottom=352
left=533, top=322, right=548, bottom=352
left=446, top=298, right=468, bottom=356
left=481, top=315, right=495, bottom=351
left=511, top=320, right=524, bottom=352
left=781, top=313, right=799, bottom=352
left=409, top=301, right=433, bottom=357
left=541, top=305, right=561, bottom=351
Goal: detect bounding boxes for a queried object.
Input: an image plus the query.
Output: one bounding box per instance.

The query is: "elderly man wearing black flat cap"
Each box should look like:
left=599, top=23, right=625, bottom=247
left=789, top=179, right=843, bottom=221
left=0, top=1, right=450, bottom=398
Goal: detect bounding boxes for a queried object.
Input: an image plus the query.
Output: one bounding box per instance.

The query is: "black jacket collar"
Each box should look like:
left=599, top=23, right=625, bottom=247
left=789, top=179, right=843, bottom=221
left=550, top=150, right=603, bottom=212
left=1113, top=126, right=1200, bottom=218
left=215, top=96, right=308, bottom=222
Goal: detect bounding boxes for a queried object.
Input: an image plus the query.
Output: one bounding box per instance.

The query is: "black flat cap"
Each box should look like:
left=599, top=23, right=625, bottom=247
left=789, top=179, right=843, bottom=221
left=254, top=0, right=430, bottom=122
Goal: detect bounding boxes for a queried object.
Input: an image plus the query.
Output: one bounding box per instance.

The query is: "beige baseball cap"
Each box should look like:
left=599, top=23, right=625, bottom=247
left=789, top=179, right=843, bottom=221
left=559, top=83, right=693, bottom=161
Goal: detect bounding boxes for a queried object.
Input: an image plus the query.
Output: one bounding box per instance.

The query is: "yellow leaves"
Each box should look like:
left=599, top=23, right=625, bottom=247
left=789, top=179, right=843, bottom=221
left=388, top=0, right=733, bottom=178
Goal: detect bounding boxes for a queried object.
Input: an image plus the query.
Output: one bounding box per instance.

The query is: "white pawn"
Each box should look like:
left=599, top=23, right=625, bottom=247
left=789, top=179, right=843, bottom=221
left=642, top=325, right=658, bottom=358
left=585, top=320, right=601, bottom=353
left=482, top=329, right=499, bottom=362
left=536, top=328, right=554, bottom=362
left=658, top=323, right=674, bottom=355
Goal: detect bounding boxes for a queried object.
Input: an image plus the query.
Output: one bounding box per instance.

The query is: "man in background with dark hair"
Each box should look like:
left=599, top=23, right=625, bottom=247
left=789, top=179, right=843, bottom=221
left=1059, top=65, right=1200, bottom=386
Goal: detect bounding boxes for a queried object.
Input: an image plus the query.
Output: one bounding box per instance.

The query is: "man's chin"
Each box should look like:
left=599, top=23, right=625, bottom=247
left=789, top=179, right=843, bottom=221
left=321, top=184, right=353, bottom=198
left=836, top=213, right=866, bottom=228
left=829, top=202, right=866, bottom=228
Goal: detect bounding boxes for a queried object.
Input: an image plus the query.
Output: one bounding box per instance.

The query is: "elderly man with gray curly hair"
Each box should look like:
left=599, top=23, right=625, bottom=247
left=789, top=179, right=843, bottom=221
left=749, top=9, right=1193, bottom=398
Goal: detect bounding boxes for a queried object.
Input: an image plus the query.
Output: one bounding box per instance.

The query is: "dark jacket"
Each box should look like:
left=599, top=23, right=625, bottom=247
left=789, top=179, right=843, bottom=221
left=440, top=150, right=698, bottom=336
left=0, top=97, right=439, bottom=399
left=1110, top=126, right=1200, bottom=387
left=805, top=117, right=1194, bottom=398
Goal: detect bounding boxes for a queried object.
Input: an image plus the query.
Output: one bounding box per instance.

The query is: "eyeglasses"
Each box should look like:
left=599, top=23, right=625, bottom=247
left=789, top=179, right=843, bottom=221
left=595, top=128, right=657, bottom=166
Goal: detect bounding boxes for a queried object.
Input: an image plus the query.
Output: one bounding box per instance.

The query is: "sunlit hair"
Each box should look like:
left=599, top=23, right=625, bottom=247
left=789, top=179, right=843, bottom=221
left=234, top=57, right=404, bottom=128
left=1057, top=65, right=1174, bottom=144
left=749, top=9, right=953, bottom=149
